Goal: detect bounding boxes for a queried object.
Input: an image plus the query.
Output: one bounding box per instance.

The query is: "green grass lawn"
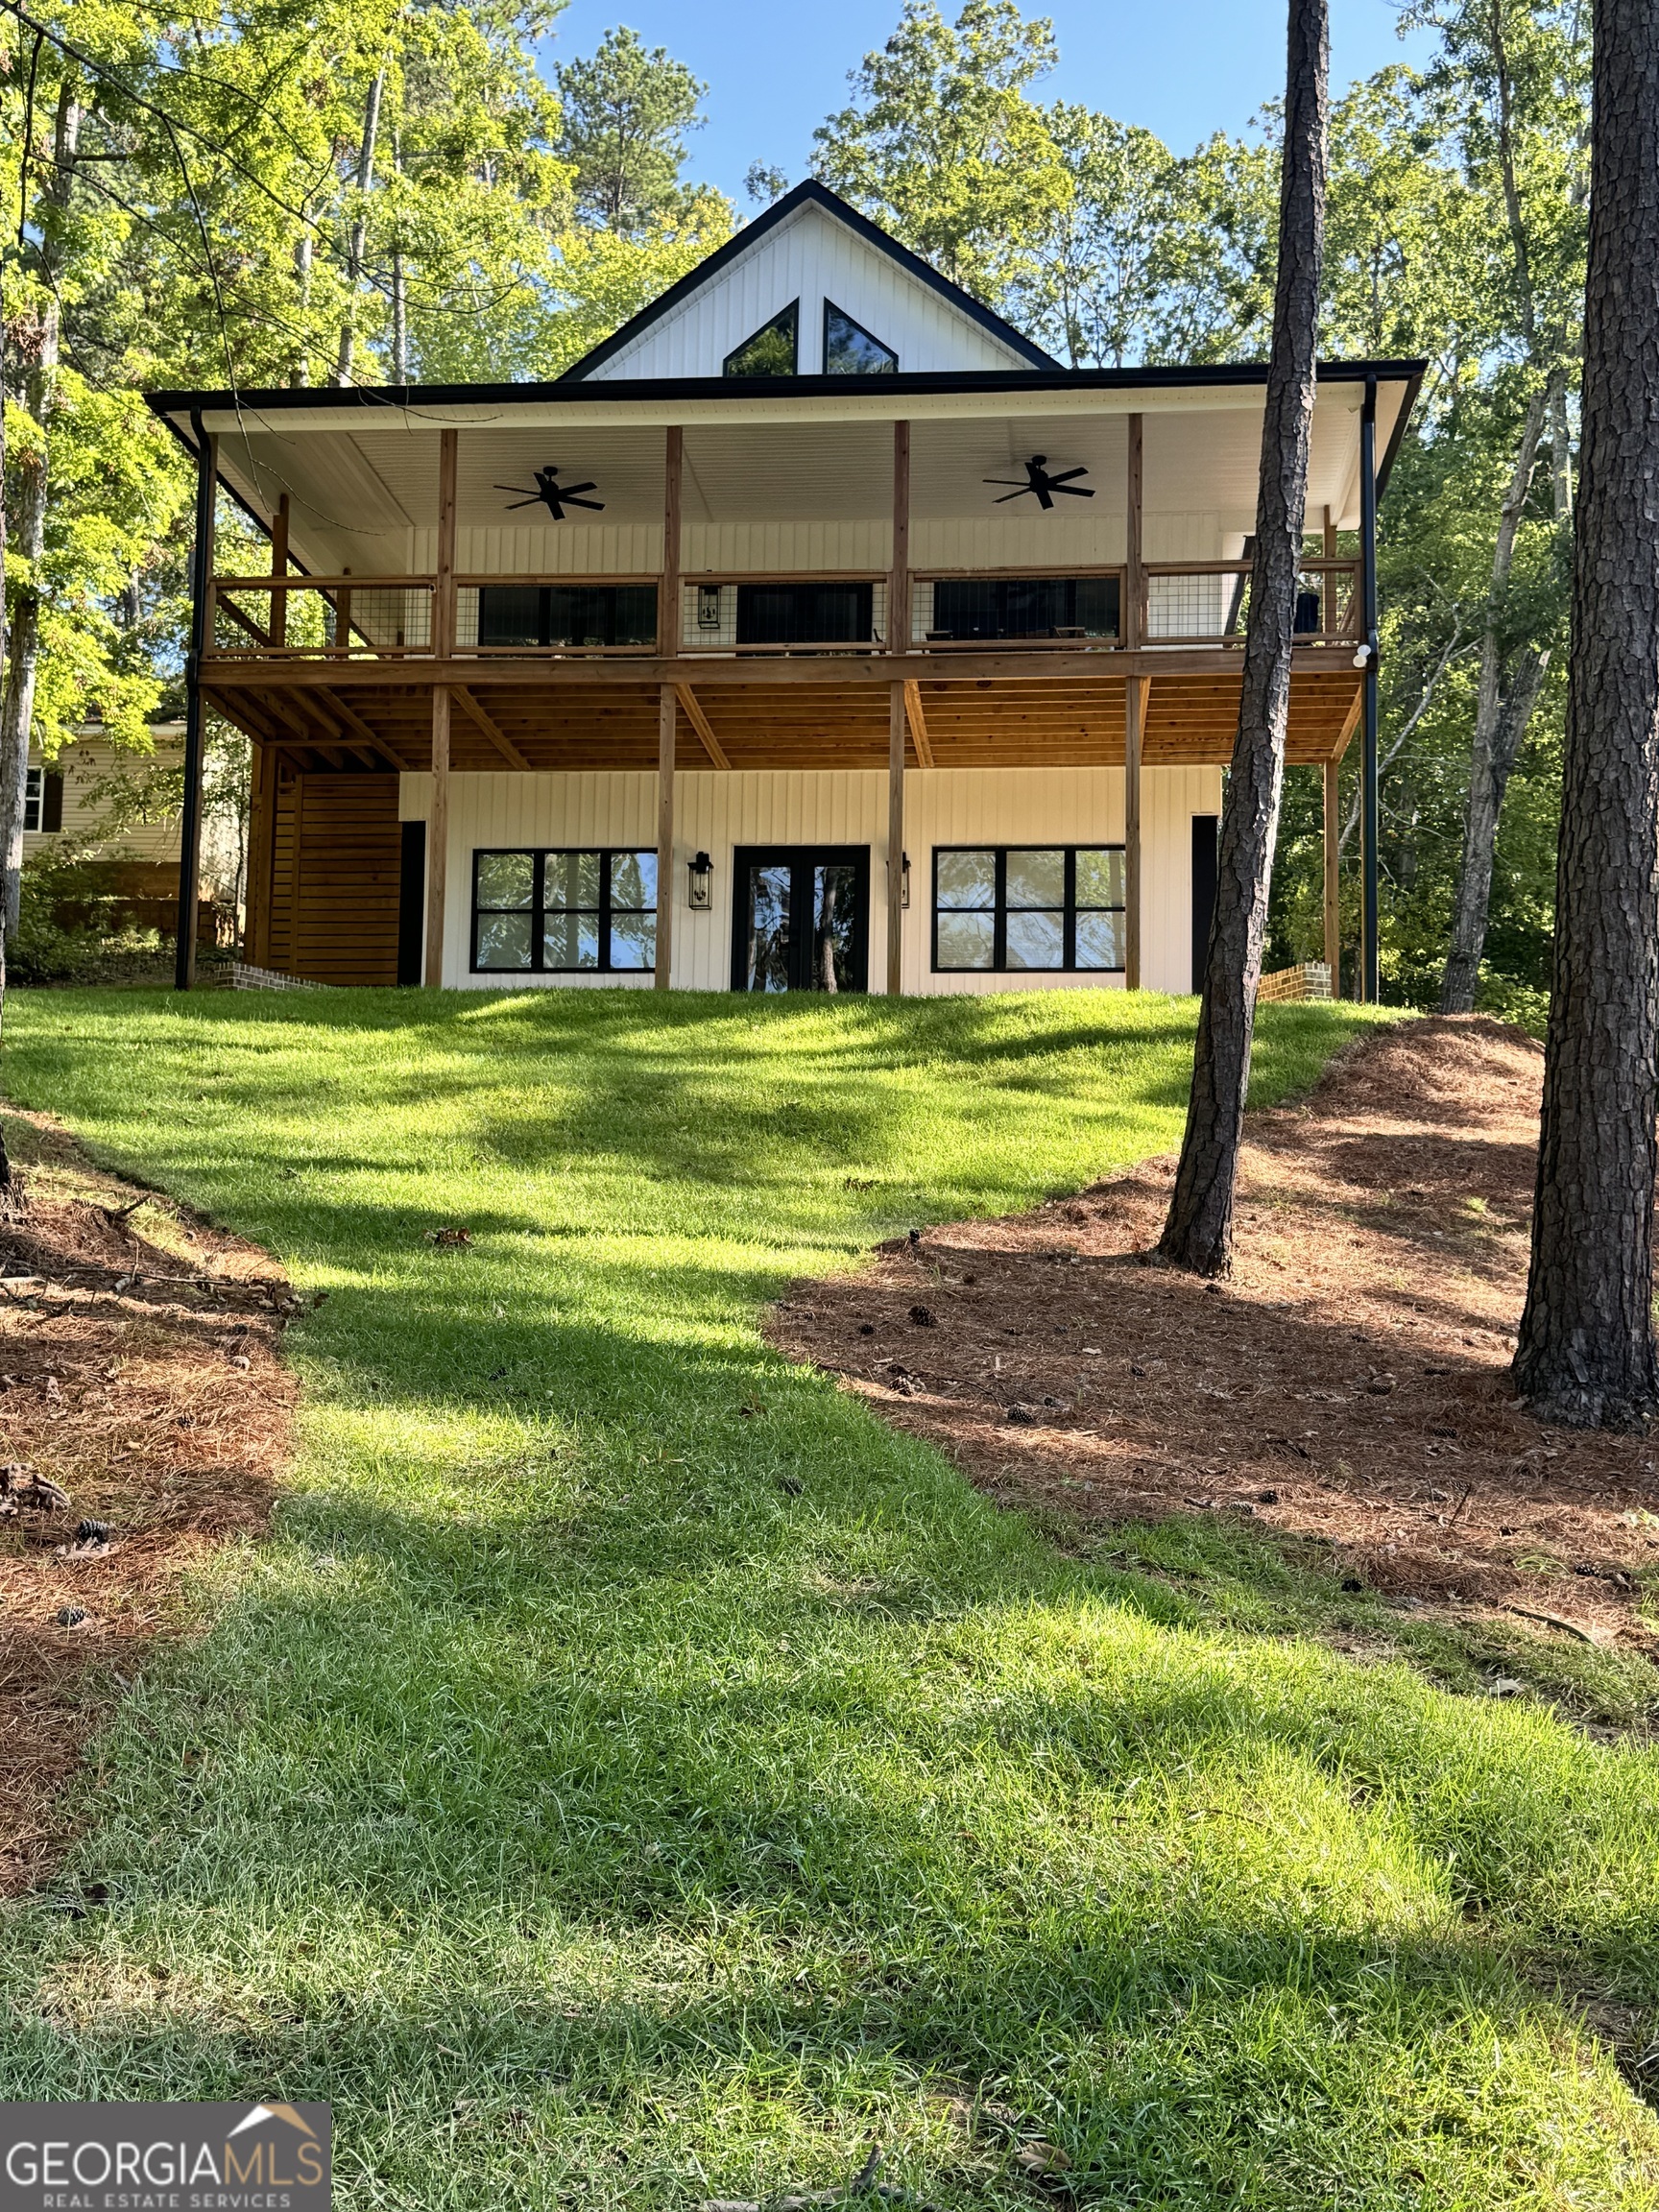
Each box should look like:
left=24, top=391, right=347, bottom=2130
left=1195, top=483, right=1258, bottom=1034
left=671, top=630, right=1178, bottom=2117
left=1, top=985, right=1656, bottom=2211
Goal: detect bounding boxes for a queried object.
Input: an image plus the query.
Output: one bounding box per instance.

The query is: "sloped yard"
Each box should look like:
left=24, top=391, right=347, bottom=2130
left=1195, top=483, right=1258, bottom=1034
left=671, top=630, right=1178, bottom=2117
left=0, top=986, right=1654, bottom=2211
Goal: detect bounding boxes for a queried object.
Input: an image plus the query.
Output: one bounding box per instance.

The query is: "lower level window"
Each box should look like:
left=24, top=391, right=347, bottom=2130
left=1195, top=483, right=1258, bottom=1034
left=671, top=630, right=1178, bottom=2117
left=472, top=849, right=657, bottom=973
left=933, top=846, right=1125, bottom=972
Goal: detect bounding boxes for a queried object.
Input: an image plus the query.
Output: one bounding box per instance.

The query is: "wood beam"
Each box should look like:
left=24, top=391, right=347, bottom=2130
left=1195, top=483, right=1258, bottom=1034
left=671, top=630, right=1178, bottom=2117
left=887, top=682, right=905, bottom=997
left=1124, top=675, right=1147, bottom=989
left=1125, top=413, right=1144, bottom=650
left=218, top=593, right=272, bottom=648
left=426, top=685, right=449, bottom=986
left=657, top=685, right=676, bottom=991
left=1324, top=757, right=1341, bottom=995
left=450, top=685, right=534, bottom=771
left=902, top=679, right=932, bottom=767
left=659, top=427, right=683, bottom=658
left=434, top=429, right=458, bottom=659
left=890, top=421, right=911, bottom=653
left=204, top=644, right=1360, bottom=690
left=673, top=683, right=731, bottom=769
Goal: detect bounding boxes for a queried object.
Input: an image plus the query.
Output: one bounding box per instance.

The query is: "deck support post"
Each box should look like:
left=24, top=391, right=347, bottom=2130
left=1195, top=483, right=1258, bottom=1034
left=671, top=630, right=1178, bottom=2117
left=1359, top=376, right=1380, bottom=1004
left=424, top=428, right=458, bottom=987
left=889, top=421, right=910, bottom=653
left=1124, top=675, right=1146, bottom=989
left=887, top=682, right=905, bottom=996
left=175, top=415, right=217, bottom=990
left=1323, top=757, right=1341, bottom=993
left=425, top=687, right=449, bottom=985
left=1124, top=412, right=1144, bottom=650
left=659, top=427, right=683, bottom=657
left=657, top=685, right=676, bottom=991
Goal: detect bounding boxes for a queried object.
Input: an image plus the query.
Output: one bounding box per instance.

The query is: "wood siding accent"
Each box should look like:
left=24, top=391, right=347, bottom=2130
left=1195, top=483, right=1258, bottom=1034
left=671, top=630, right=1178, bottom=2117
left=263, top=772, right=402, bottom=984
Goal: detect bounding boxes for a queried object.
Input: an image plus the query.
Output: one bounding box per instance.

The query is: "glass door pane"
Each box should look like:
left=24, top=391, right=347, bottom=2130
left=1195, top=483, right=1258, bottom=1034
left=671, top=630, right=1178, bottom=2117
left=744, top=863, right=793, bottom=991
left=806, top=864, right=859, bottom=992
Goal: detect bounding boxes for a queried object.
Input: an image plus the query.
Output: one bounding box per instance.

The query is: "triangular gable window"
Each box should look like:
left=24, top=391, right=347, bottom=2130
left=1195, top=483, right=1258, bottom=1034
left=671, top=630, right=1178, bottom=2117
left=723, top=301, right=799, bottom=377
left=824, top=301, right=897, bottom=374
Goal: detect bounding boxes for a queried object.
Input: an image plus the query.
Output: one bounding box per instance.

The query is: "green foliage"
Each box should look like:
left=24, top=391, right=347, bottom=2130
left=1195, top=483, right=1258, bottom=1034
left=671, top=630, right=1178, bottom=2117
left=0, top=991, right=1655, bottom=2207
left=811, top=1, right=1073, bottom=297
left=555, top=25, right=709, bottom=237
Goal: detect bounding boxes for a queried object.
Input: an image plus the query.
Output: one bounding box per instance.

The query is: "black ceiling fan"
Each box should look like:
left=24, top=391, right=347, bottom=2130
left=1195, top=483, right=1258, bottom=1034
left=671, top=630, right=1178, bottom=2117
left=495, top=465, right=605, bottom=519
left=984, top=455, right=1094, bottom=510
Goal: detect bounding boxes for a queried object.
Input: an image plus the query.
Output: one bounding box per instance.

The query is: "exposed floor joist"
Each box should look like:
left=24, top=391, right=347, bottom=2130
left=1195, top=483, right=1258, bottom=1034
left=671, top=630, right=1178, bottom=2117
left=673, top=684, right=732, bottom=770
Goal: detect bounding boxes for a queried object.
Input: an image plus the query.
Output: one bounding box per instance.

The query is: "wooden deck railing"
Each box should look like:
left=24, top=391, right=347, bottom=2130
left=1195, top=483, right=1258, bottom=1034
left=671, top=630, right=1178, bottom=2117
left=204, top=561, right=1364, bottom=664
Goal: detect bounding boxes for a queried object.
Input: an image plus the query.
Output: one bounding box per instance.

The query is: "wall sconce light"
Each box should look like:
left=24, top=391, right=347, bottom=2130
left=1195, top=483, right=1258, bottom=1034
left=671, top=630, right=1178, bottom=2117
left=687, top=850, right=713, bottom=911
left=902, top=851, right=912, bottom=909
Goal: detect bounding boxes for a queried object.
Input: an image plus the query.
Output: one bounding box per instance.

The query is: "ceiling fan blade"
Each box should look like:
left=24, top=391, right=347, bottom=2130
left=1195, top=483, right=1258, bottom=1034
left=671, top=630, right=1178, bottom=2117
left=564, top=495, right=606, bottom=512
left=557, top=481, right=598, bottom=497
left=1033, top=487, right=1055, bottom=510
left=984, top=476, right=1029, bottom=488
left=495, top=484, right=535, bottom=495
left=993, top=488, right=1033, bottom=503
left=1044, top=466, right=1090, bottom=486
left=1051, top=483, right=1095, bottom=498
left=502, top=495, right=542, bottom=510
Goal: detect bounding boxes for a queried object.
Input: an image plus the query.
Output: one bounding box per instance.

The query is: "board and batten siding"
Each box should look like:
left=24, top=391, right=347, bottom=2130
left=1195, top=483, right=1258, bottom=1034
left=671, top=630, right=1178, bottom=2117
left=582, top=203, right=1030, bottom=382
left=401, top=766, right=1220, bottom=997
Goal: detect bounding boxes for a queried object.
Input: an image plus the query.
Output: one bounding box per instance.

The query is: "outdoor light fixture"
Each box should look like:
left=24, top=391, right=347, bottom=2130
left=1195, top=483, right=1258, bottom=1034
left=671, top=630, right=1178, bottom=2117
left=902, top=851, right=912, bottom=909
left=697, top=584, right=723, bottom=631
left=1352, top=641, right=1372, bottom=669
left=688, top=851, right=713, bottom=911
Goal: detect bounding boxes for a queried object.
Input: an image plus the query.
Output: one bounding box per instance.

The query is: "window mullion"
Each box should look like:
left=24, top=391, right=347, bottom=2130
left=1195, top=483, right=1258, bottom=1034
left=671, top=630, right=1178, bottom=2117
left=1064, top=849, right=1076, bottom=971
left=531, top=850, right=545, bottom=972
left=994, top=850, right=1007, bottom=971
left=599, top=851, right=613, bottom=973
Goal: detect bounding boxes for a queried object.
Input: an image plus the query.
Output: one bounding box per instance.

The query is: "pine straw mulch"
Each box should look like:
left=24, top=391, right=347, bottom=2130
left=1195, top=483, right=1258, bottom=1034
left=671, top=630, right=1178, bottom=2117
left=0, top=1113, right=300, bottom=1893
left=768, top=1016, right=1659, bottom=1658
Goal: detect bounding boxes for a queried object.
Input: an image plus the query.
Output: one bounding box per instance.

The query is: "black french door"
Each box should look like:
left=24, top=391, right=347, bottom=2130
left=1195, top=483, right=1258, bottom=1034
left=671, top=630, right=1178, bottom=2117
left=732, top=847, right=871, bottom=994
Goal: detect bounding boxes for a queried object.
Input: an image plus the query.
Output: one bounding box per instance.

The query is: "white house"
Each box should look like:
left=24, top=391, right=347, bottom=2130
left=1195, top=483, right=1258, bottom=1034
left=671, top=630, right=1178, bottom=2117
left=148, top=181, right=1420, bottom=995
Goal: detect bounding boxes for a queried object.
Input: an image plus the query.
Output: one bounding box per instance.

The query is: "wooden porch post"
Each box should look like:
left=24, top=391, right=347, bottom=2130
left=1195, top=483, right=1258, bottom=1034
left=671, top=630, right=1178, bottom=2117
left=889, top=421, right=910, bottom=652
left=426, top=691, right=449, bottom=986
left=1323, top=757, right=1341, bottom=994
left=657, top=685, right=676, bottom=991
left=270, top=493, right=290, bottom=647
left=659, top=426, right=683, bottom=657
left=425, top=427, right=458, bottom=987
left=1124, top=677, right=1146, bottom=990
left=887, top=682, right=905, bottom=996
left=1123, top=413, right=1144, bottom=990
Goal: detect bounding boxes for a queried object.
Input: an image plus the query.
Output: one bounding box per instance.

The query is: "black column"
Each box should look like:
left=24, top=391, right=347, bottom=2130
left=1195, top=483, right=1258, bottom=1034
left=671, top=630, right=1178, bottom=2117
left=1359, top=374, right=1380, bottom=1004
left=175, top=413, right=216, bottom=990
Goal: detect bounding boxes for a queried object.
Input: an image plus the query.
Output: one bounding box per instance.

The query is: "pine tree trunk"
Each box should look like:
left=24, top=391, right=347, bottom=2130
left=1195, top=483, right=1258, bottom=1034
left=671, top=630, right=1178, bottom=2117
left=0, top=84, right=80, bottom=938
left=1158, top=0, right=1328, bottom=1276
left=1514, top=0, right=1659, bottom=1429
left=1440, top=379, right=1554, bottom=1012
left=334, top=67, right=386, bottom=386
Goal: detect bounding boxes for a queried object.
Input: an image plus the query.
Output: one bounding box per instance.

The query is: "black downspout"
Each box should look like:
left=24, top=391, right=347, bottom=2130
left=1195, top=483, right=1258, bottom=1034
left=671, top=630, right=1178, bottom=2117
left=176, top=412, right=216, bottom=990
left=1359, top=375, right=1380, bottom=1004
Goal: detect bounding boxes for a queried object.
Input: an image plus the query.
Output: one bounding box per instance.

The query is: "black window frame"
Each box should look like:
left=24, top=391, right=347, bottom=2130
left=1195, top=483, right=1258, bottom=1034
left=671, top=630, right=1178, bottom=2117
left=823, top=299, right=897, bottom=374
left=931, top=844, right=1126, bottom=974
left=723, top=301, right=800, bottom=377
left=470, top=847, right=658, bottom=975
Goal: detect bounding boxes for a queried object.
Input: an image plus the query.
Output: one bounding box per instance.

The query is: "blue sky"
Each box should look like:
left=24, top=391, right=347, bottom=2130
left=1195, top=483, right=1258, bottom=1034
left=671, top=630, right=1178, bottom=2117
left=539, top=1, right=1435, bottom=208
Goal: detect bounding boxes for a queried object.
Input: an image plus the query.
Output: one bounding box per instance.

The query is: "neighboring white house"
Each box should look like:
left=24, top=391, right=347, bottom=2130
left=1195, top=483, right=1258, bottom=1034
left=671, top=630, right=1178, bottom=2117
left=148, top=181, right=1420, bottom=994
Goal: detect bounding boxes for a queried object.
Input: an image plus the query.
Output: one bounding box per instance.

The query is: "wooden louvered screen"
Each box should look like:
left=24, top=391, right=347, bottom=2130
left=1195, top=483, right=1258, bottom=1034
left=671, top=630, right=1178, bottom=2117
left=257, top=771, right=403, bottom=985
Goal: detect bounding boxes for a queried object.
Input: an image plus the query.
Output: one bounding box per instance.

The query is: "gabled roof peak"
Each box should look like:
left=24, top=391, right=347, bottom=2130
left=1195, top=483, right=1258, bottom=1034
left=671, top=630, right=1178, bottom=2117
left=562, top=178, right=1060, bottom=381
